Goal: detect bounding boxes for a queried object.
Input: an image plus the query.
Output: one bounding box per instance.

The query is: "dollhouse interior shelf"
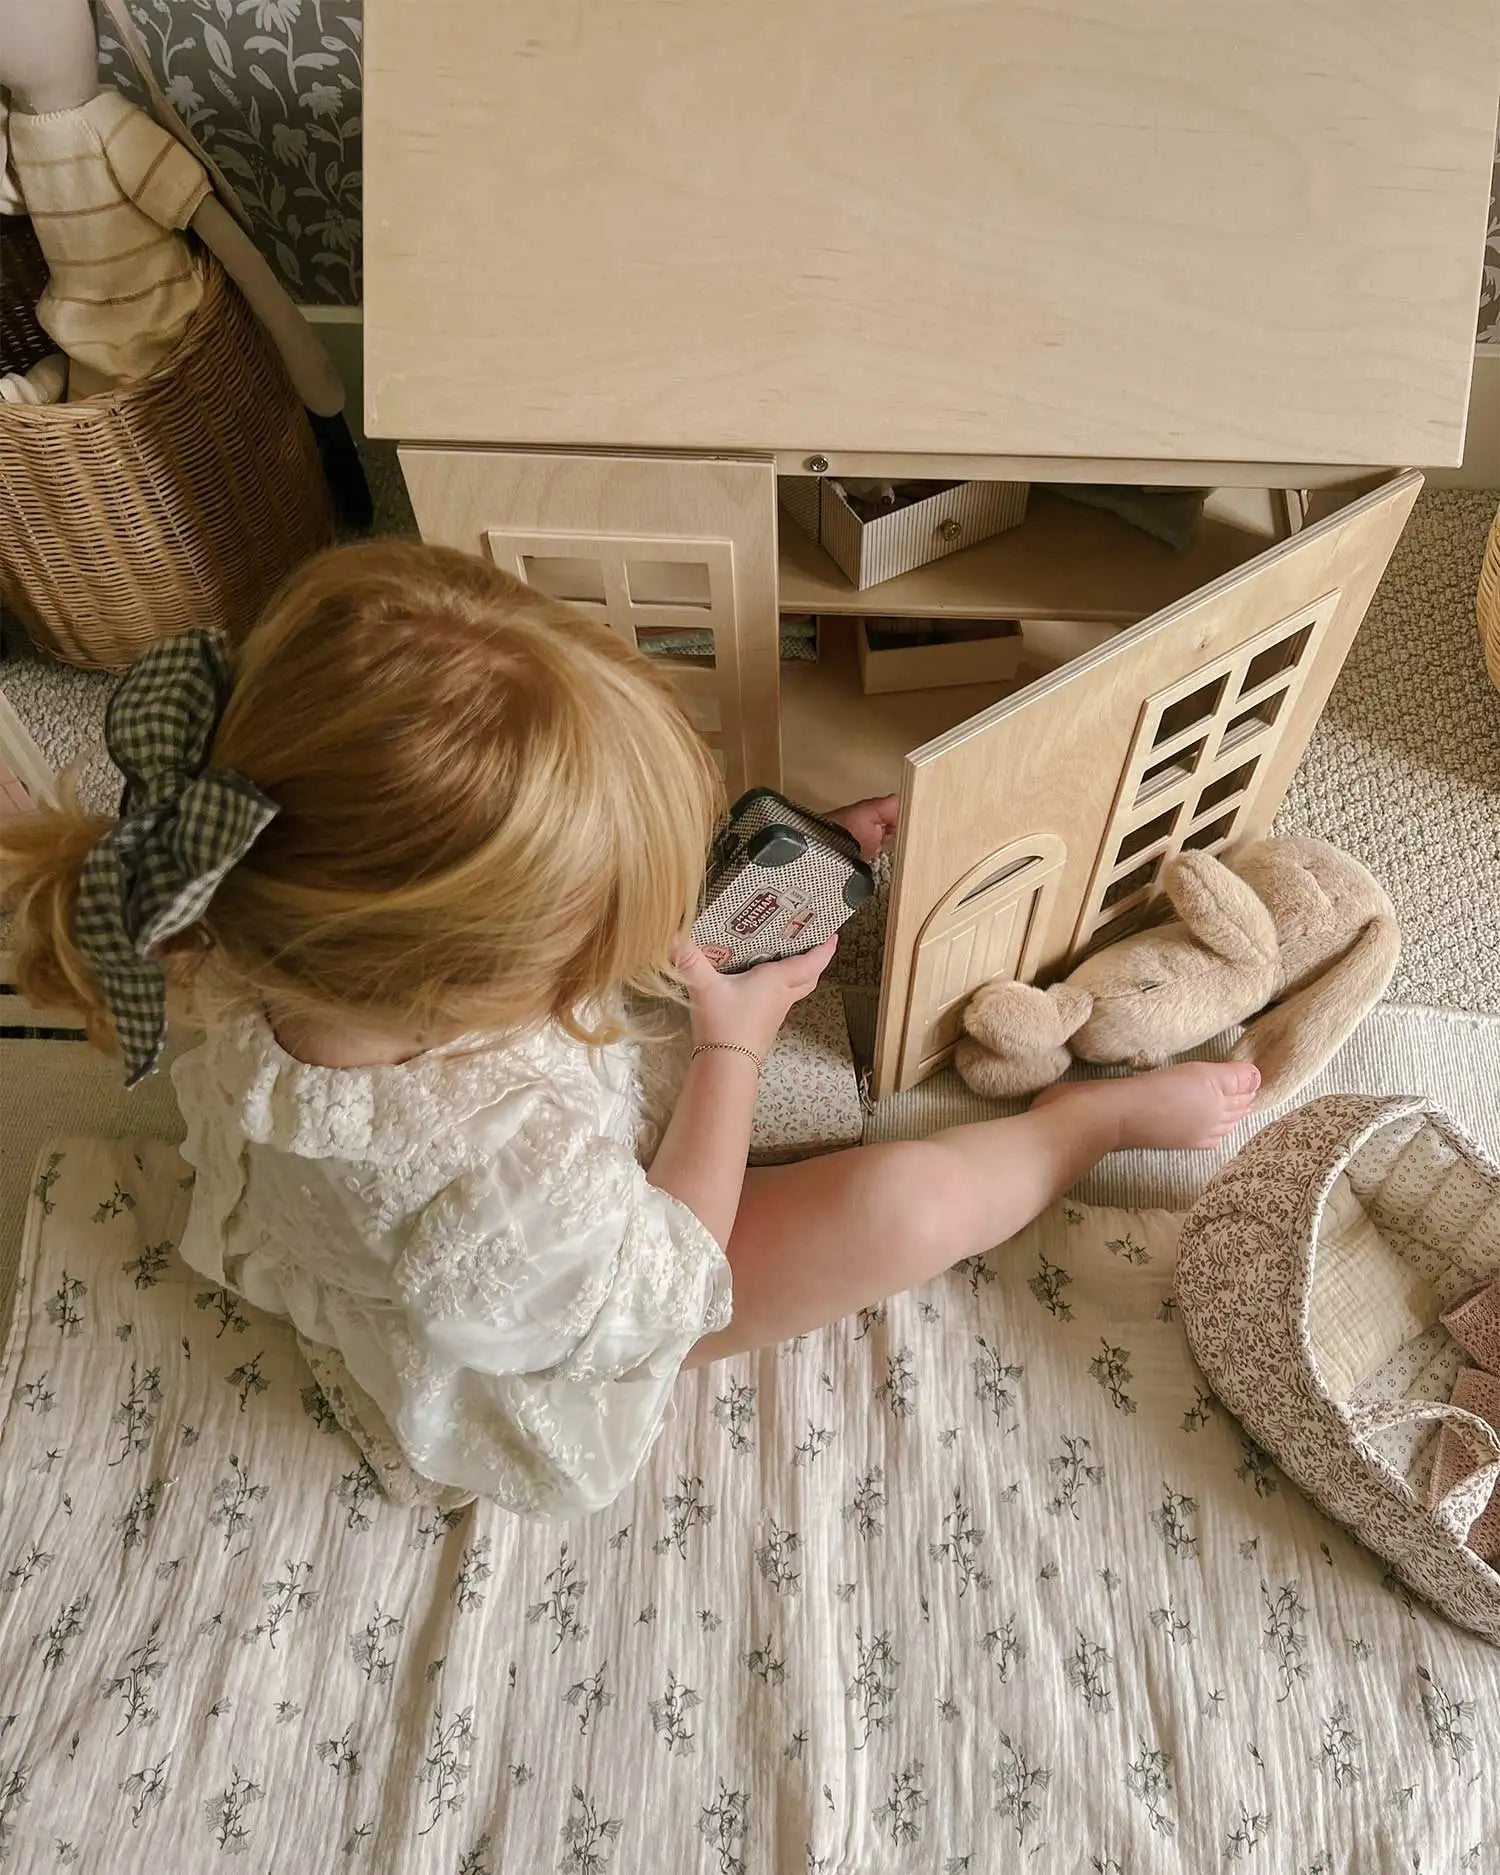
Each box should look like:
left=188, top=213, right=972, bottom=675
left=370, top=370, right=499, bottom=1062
left=781, top=624, right=1035, bottom=807
left=777, top=487, right=1286, bottom=623
left=777, top=486, right=1292, bottom=807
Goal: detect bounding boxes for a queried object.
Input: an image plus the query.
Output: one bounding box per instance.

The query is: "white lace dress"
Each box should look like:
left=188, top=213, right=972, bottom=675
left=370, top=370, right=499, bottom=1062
left=170, top=1011, right=730, bottom=1517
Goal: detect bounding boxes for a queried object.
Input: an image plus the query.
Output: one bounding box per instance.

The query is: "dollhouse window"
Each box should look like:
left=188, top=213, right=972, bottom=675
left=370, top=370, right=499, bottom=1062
left=488, top=527, right=738, bottom=756
left=1075, top=595, right=1336, bottom=950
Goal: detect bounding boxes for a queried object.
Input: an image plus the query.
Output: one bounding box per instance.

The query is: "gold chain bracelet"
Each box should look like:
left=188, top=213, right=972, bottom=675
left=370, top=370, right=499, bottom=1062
left=690, top=1042, right=764, bottom=1073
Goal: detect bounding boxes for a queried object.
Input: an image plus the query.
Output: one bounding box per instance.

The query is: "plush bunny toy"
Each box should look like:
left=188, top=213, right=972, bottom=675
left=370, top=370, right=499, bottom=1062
left=957, top=837, right=1400, bottom=1113
left=0, top=0, right=370, bottom=526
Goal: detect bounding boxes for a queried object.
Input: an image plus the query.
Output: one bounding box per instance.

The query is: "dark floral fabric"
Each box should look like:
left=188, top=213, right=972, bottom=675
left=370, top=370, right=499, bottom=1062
left=99, top=0, right=363, bottom=303
left=0, top=1136, right=1495, bottom=1872
left=1482, top=138, right=1500, bottom=345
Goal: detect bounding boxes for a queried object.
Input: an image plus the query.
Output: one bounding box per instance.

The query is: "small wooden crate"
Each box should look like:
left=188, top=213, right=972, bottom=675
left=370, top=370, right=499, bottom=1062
left=855, top=618, right=1023, bottom=695
left=781, top=477, right=1029, bottom=589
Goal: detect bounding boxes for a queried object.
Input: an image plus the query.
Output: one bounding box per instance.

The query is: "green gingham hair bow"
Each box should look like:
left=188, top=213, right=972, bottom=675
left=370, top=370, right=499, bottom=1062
left=74, top=629, right=278, bottom=1086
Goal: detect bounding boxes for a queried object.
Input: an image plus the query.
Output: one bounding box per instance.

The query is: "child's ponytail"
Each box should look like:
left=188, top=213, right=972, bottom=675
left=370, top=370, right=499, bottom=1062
left=5, top=537, right=728, bottom=1073
left=0, top=786, right=119, bottom=1053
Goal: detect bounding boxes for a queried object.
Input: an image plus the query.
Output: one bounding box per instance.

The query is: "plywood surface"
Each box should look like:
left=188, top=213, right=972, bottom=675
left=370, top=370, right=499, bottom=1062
left=398, top=447, right=782, bottom=791
left=781, top=624, right=1022, bottom=808
left=365, top=1, right=1498, bottom=465
left=779, top=490, right=1276, bottom=623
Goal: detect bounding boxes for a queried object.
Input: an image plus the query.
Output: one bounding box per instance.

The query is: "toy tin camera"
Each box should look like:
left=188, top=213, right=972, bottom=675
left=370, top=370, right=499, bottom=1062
left=692, top=789, right=875, bottom=972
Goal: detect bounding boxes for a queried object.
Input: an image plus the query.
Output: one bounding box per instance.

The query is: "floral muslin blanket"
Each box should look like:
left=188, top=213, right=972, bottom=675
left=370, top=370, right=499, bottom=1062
left=0, top=1137, right=1494, bottom=1872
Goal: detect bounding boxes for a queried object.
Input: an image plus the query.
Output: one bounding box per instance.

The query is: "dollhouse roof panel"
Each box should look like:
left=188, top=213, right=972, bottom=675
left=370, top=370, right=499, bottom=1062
left=364, top=0, right=1500, bottom=467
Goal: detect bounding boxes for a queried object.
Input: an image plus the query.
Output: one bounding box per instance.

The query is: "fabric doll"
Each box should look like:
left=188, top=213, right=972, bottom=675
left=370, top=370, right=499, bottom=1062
left=0, top=89, right=24, bottom=212
left=0, top=0, right=370, bottom=526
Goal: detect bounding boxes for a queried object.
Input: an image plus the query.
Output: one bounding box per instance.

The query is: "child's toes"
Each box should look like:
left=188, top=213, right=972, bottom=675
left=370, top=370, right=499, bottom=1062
left=1192, top=1126, right=1239, bottom=1149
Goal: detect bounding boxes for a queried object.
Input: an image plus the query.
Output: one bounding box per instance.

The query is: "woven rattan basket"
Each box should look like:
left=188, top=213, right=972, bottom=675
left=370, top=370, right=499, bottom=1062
left=0, top=218, right=332, bottom=669
left=1479, top=500, right=1500, bottom=693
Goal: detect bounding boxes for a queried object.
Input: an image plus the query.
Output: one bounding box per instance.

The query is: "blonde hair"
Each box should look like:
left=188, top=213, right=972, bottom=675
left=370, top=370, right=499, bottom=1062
left=1, top=540, right=723, bottom=1054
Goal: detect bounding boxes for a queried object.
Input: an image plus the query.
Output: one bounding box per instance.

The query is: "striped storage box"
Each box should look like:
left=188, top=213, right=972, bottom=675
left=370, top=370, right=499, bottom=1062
left=780, top=476, right=1029, bottom=589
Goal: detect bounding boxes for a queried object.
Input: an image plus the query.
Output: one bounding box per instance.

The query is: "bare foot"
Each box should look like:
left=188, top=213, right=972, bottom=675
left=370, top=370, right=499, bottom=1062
left=1030, top=1062, right=1260, bottom=1151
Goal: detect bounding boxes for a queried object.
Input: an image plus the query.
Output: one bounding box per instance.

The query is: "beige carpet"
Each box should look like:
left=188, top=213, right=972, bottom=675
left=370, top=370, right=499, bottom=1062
left=1274, top=489, right=1500, bottom=1014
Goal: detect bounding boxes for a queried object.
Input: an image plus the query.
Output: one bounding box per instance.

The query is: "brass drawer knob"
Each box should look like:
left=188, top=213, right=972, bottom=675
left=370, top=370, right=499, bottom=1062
left=937, top=517, right=963, bottom=543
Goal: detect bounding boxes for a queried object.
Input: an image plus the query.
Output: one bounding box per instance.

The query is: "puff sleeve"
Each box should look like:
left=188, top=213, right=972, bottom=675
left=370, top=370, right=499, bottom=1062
left=386, top=1099, right=732, bottom=1516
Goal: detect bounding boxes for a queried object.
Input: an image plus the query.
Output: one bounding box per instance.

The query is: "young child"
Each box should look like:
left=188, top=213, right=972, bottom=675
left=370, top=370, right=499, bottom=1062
left=1, top=542, right=1258, bottom=1517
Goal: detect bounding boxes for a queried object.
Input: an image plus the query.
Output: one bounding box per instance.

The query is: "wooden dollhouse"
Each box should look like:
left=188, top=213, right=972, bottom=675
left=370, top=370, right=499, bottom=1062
left=362, top=0, right=1500, bottom=1097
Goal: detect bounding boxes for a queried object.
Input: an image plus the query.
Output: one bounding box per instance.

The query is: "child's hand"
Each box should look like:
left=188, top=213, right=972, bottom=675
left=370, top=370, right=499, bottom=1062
left=825, top=795, right=899, bottom=862
left=677, top=938, right=838, bottom=1058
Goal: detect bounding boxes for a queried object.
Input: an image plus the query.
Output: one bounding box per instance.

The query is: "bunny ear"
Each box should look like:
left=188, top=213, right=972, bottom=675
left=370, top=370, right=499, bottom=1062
left=1163, top=851, right=1279, bottom=970
left=1236, top=914, right=1401, bottom=1109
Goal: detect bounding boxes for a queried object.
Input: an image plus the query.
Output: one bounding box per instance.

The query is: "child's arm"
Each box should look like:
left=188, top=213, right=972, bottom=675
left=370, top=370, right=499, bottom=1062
left=646, top=938, right=836, bottom=1246
left=646, top=795, right=890, bottom=1244
left=643, top=1049, right=760, bottom=1248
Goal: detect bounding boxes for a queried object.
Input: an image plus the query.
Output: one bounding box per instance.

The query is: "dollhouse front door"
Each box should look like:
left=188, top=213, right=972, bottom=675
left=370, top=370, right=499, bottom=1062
left=871, top=471, right=1422, bottom=1098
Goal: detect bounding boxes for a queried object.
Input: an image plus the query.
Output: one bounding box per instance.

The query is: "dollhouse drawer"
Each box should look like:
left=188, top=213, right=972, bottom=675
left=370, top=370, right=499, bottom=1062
left=855, top=618, right=1023, bottom=695
left=781, top=479, right=1029, bottom=591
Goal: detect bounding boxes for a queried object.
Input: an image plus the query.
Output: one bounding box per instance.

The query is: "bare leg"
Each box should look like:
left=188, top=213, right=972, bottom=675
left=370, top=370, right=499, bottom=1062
left=685, top=1060, right=1257, bottom=1366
